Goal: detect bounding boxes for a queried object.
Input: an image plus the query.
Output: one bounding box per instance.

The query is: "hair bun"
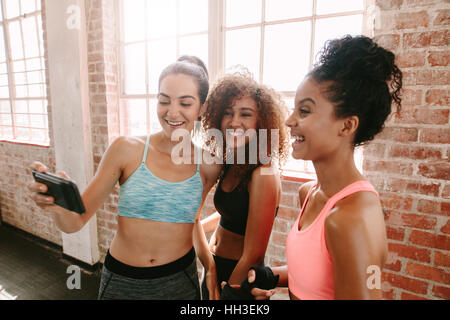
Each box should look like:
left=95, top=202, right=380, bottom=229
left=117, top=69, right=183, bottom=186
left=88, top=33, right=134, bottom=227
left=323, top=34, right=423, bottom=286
left=177, top=55, right=209, bottom=80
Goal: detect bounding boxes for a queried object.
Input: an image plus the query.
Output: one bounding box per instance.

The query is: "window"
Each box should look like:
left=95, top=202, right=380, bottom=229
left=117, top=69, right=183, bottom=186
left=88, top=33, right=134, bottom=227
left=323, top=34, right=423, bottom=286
left=0, top=0, right=48, bottom=145
left=119, top=0, right=365, bottom=177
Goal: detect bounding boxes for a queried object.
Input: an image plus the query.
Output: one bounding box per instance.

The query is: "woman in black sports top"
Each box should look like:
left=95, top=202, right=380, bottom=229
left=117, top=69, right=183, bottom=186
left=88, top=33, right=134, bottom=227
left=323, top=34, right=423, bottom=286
left=200, top=72, right=290, bottom=299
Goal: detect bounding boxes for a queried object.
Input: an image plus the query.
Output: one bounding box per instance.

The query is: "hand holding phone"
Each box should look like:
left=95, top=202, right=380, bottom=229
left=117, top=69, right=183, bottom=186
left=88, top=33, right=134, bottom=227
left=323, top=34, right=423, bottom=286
left=32, top=170, right=85, bottom=214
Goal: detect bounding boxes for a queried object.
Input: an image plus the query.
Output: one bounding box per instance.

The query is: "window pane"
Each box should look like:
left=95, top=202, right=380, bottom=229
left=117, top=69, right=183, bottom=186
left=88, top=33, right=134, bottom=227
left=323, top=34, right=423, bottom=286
left=147, top=0, right=177, bottom=39
left=30, top=114, right=45, bottom=128
left=5, top=0, right=20, bottom=18
left=127, top=99, right=147, bottom=136
left=265, top=0, right=313, bottom=21
left=0, top=63, right=7, bottom=74
left=225, top=27, right=260, bottom=80
left=9, top=21, right=24, bottom=60
left=22, top=16, right=40, bottom=58
left=314, top=15, right=363, bottom=61
left=122, top=0, right=145, bottom=43
left=28, top=84, right=44, bottom=97
left=0, top=101, right=11, bottom=113
left=26, top=57, right=41, bottom=71
left=123, top=43, right=146, bottom=94
left=264, top=21, right=311, bottom=92
left=1, top=126, right=13, bottom=138
left=149, top=98, right=161, bottom=133
left=0, top=86, right=9, bottom=98
left=27, top=70, right=43, bottom=84
left=29, top=99, right=44, bottom=113
left=30, top=128, right=47, bottom=142
left=0, top=74, right=8, bottom=86
left=179, top=34, right=208, bottom=67
left=15, top=72, right=26, bottom=85
left=16, top=127, right=29, bottom=140
left=15, top=113, right=29, bottom=126
left=20, top=0, right=37, bottom=15
left=0, top=113, right=12, bottom=125
left=14, top=60, right=25, bottom=72
left=226, top=0, right=262, bottom=27
left=0, top=26, right=6, bottom=62
left=15, top=100, right=28, bottom=113
left=316, top=0, right=364, bottom=15
left=147, top=39, right=177, bottom=94
left=16, top=85, right=27, bottom=97
left=180, top=0, right=208, bottom=35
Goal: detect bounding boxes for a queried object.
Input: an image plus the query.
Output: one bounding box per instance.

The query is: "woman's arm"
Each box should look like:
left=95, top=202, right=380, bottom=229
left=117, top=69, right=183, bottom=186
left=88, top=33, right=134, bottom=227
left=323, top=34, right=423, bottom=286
left=325, top=193, right=388, bottom=300
left=227, top=164, right=280, bottom=286
left=194, top=160, right=223, bottom=299
left=28, top=136, right=129, bottom=233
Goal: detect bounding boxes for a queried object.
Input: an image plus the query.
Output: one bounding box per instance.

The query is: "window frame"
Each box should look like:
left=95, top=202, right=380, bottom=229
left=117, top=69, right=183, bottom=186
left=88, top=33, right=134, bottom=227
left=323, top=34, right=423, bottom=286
left=0, top=0, right=48, bottom=146
left=117, top=0, right=369, bottom=180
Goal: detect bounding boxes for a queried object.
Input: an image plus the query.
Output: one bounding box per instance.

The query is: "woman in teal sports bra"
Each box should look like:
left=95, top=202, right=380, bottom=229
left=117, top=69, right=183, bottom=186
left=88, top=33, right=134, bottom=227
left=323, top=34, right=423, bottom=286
left=27, top=56, right=222, bottom=300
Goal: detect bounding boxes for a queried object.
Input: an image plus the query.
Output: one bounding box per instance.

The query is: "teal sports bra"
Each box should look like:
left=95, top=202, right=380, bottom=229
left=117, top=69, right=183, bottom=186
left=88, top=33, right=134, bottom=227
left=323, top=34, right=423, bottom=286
left=118, top=135, right=203, bottom=223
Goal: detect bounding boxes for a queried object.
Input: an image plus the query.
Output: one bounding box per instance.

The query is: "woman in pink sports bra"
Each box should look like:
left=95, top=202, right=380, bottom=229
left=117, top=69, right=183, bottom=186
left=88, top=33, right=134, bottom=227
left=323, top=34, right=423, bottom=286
left=243, top=35, right=403, bottom=300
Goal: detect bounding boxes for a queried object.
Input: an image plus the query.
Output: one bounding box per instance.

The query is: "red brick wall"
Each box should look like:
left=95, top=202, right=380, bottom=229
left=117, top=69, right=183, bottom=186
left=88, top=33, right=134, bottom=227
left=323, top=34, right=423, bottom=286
left=85, top=0, right=120, bottom=260
left=0, top=0, right=61, bottom=245
left=365, top=0, right=449, bottom=300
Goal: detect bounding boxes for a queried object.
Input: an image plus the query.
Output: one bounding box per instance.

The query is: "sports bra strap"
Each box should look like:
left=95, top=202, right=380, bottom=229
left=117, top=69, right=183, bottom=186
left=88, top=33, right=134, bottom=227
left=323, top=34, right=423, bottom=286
left=142, top=135, right=151, bottom=164
left=324, top=181, right=378, bottom=213
left=196, top=147, right=201, bottom=172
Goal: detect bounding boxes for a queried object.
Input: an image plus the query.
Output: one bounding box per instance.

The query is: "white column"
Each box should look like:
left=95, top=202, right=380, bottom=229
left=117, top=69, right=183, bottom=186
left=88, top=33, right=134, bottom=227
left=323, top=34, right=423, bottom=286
left=45, top=0, right=99, bottom=265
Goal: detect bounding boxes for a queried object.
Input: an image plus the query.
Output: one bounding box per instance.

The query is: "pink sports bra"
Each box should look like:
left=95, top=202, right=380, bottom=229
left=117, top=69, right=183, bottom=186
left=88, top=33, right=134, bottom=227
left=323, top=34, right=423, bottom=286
left=285, top=180, right=379, bottom=300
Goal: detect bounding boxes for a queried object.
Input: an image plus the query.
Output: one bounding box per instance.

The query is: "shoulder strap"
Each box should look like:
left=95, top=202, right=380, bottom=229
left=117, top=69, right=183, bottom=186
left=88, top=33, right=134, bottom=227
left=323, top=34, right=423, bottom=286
left=324, top=181, right=379, bottom=214
left=142, top=135, right=151, bottom=164
left=196, top=147, right=201, bottom=172
left=298, top=182, right=317, bottom=220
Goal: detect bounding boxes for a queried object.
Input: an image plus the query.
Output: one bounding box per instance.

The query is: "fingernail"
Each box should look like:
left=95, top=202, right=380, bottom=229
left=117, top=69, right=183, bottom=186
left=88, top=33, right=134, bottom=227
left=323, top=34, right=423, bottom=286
left=40, top=186, right=46, bottom=191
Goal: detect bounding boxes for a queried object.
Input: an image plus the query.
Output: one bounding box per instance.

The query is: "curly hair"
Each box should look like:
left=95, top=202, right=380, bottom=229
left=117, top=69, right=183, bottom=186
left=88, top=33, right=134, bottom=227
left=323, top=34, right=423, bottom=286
left=309, top=35, right=403, bottom=146
left=202, top=72, right=290, bottom=188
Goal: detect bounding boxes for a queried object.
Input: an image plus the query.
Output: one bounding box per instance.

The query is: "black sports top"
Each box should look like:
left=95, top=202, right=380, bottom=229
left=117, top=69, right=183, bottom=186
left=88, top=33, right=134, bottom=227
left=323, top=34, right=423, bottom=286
left=214, top=165, right=279, bottom=236
left=214, top=165, right=250, bottom=235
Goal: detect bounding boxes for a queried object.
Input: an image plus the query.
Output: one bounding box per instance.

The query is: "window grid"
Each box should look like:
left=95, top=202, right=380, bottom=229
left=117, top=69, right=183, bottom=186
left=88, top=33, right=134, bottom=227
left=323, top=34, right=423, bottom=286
left=0, top=0, right=48, bottom=145
left=118, top=0, right=366, bottom=176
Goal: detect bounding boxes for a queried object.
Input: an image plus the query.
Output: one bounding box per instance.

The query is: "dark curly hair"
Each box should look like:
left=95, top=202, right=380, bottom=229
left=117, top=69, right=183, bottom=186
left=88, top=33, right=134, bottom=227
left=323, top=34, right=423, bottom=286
left=309, top=35, right=403, bottom=146
left=202, top=72, right=290, bottom=188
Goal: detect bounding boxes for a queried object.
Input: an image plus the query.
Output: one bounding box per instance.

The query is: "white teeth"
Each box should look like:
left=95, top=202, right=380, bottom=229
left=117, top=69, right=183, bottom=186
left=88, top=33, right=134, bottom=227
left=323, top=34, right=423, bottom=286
left=292, top=136, right=305, bottom=142
left=228, top=130, right=244, bottom=137
left=166, top=120, right=184, bottom=126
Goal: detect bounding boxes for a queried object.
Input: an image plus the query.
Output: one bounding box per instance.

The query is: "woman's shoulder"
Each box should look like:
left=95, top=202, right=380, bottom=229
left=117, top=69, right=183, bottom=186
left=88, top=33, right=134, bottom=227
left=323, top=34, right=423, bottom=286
left=106, top=135, right=147, bottom=162
left=111, top=135, right=146, bottom=148
left=249, top=163, right=281, bottom=190
left=325, top=189, right=382, bottom=235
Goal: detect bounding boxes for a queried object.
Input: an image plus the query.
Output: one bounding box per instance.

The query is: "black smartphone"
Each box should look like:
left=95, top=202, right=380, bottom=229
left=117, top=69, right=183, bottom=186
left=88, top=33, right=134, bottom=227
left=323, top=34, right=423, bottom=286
left=32, top=170, right=86, bottom=214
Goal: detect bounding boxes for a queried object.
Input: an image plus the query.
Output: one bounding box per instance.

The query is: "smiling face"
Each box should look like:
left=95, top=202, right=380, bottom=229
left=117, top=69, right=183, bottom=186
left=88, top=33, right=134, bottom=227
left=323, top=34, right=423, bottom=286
left=285, top=77, right=346, bottom=161
left=157, top=73, right=202, bottom=139
left=220, top=95, right=259, bottom=150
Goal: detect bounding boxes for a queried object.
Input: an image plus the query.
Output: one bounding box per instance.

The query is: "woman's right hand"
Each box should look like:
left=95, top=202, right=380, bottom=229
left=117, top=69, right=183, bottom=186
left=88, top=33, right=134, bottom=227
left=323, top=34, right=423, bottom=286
left=27, top=161, right=68, bottom=213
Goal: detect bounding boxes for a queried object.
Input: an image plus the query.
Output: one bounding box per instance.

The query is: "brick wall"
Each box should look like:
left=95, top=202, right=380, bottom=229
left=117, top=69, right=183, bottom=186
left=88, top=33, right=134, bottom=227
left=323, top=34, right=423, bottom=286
left=85, top=0, right=120, bottom=260
left=364, top=0, right=449, bottom=300
left=0, top=0, right=61, bottom=245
